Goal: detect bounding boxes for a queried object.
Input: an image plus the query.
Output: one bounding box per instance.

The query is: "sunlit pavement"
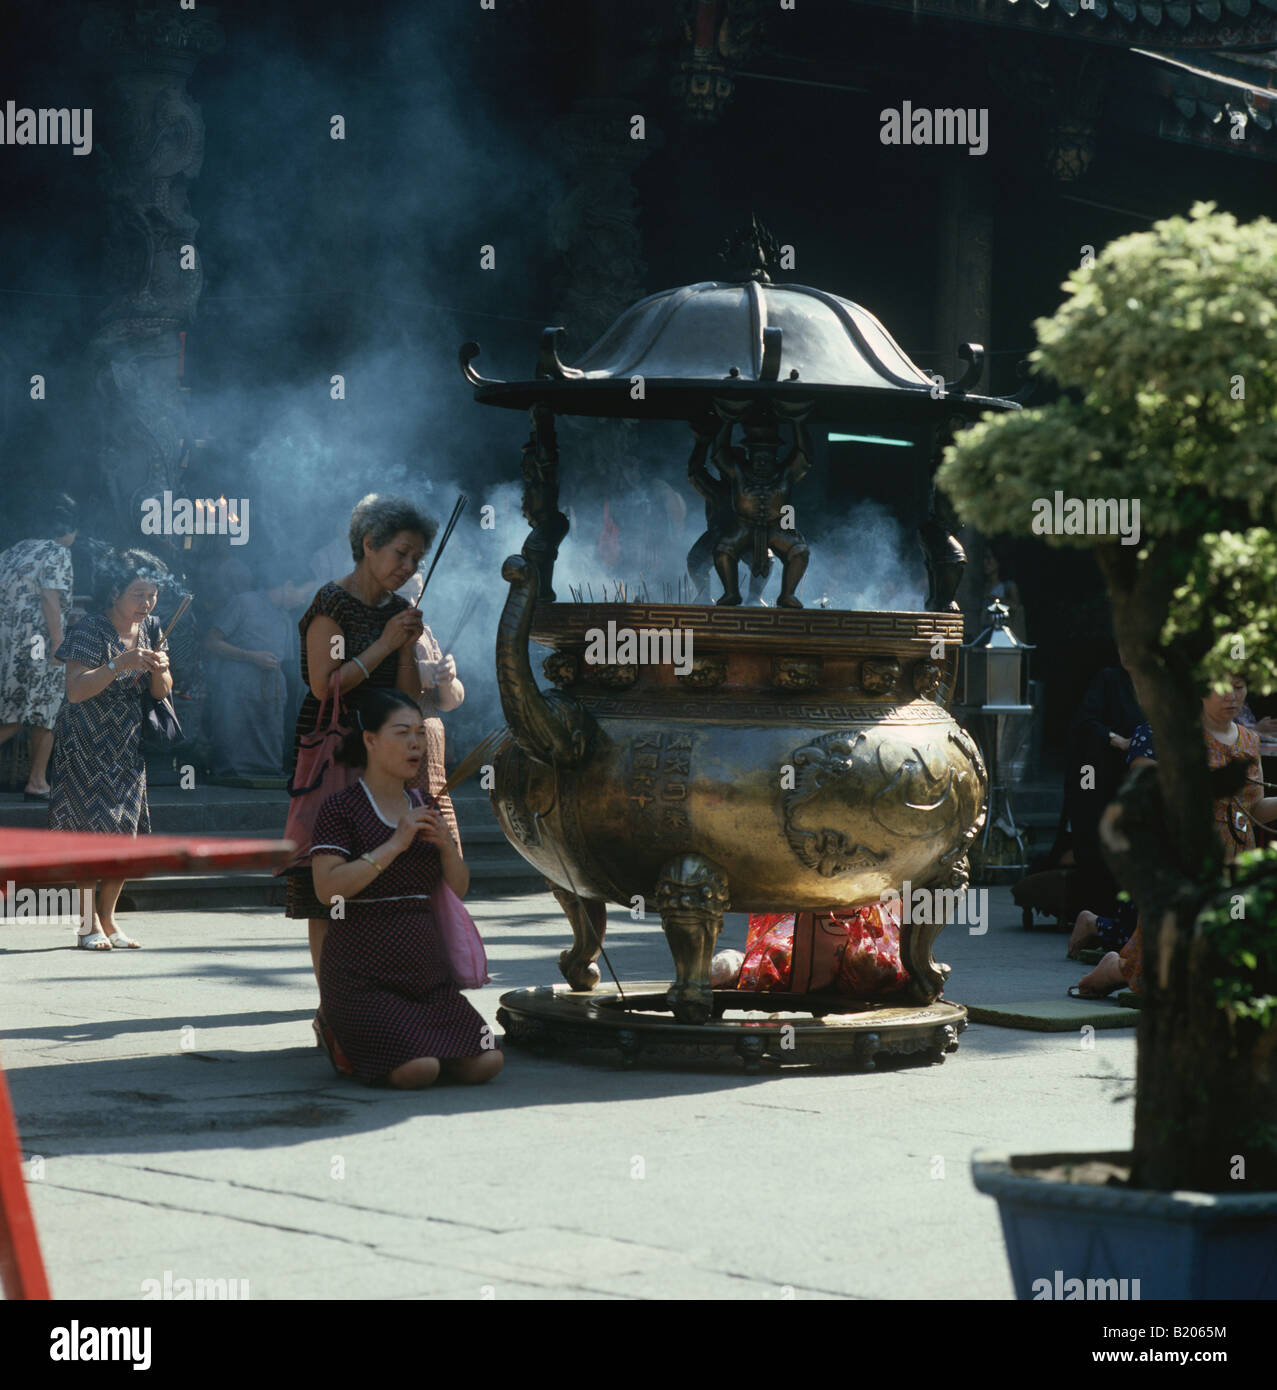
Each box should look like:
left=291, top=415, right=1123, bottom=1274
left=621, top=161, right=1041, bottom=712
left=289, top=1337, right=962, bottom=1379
left=0, top=886, right=1133, bottom=1300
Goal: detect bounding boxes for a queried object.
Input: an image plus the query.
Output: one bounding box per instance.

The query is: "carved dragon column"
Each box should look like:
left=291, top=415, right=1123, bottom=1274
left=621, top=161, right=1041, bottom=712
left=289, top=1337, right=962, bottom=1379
left=79, top=3, right=224, bottom=540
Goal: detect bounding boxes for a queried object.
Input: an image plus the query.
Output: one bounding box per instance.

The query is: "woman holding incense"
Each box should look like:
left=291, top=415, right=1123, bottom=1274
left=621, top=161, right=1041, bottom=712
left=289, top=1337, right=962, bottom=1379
left=309, top=687, right=500, bottom=1089
left=48, top=548, right=172, bottom=950
left=286, top=494, right=433, bottom=992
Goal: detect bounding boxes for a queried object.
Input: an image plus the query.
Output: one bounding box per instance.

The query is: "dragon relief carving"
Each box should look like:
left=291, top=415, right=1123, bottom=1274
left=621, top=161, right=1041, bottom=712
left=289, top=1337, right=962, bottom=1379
left=783, top=732, right=888, bottom=877
left=783, top=727, right=984, bottom=877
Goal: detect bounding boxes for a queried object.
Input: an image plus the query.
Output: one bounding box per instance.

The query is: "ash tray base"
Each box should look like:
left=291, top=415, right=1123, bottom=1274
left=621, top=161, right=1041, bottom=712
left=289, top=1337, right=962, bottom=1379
left=496, top=982, right=965, bottom=1072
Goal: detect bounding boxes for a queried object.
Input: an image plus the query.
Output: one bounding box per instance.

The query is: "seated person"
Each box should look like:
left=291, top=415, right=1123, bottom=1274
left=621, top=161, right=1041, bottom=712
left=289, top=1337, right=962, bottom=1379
left=1071, top=674, right=1277, bottom=999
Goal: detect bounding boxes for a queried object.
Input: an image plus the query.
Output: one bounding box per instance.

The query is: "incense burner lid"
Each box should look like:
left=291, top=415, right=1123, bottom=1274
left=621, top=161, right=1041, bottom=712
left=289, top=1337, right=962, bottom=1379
left=460, top=278, right=1019, bottom=424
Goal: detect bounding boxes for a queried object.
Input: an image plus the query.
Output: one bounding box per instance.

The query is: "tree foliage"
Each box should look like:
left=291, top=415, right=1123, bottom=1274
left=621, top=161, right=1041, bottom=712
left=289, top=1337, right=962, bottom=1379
left=937, top=201, right=1277, bottom=696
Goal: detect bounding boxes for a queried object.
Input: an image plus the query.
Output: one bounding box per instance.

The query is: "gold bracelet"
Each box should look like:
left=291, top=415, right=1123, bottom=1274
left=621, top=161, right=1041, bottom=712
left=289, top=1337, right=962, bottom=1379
left=360, top=852, right=384, bottom=874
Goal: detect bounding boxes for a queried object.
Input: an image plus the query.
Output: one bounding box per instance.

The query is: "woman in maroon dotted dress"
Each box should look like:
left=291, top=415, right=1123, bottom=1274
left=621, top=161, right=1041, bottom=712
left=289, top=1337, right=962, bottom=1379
left=309, top=688, right=502, bottom=1089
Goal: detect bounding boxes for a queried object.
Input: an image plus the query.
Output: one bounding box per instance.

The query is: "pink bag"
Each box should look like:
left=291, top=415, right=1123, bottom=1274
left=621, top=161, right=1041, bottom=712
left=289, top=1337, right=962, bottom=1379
left=432, top=878, right=491, bottom=989
left=405, top=787, right=490, bottom=988
left=278, top=673, right=357, bottom=873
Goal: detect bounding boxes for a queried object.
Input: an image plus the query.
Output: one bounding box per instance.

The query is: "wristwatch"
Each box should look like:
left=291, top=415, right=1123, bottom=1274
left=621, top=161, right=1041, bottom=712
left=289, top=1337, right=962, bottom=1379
left=107, top=660, right=120, bottom=678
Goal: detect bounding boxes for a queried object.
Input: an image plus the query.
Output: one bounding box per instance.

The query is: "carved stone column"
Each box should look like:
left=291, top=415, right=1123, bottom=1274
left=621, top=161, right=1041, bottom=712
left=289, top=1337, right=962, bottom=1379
left=933, top=159, right=994, bottom=637
left=79, top=4, right=224, bottom=538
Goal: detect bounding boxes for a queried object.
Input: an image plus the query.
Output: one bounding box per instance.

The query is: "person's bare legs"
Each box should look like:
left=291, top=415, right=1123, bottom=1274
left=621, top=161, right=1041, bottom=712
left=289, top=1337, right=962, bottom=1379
left=388, top=1056, right=441, bottom=1089
left=309, top=918, right=328, bottom=985
left=441, top=1052, right=504, bottom=1084
left=75, top=880, right=109, bottom=948
left=1067, top=909, right=1099, bottom=959
left=0, top=722, right=19, bottom=747
left=24, top=726, right=53, bottom=794
left=96, top=878, right=138, bottom=946
left=1074, top=951, right=1126, bottom=995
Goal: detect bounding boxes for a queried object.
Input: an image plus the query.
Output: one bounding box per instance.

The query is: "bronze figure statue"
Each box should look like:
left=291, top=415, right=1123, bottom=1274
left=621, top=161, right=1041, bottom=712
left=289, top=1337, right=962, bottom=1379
left=685, top=417, right=771, bottom=604
left=702, top=405, right=812, bottom=608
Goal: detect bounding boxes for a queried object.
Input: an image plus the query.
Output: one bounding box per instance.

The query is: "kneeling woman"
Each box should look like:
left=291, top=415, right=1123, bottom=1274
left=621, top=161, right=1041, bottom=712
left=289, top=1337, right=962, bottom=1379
left=309, top=688, right=502, bottom=1089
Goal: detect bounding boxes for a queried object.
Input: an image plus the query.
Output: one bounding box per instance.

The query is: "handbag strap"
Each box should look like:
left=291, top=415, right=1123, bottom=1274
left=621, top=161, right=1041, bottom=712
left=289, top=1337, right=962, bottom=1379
left=312, top=669, right=345, bottom=733
left=325, top=670, right=344, bottom=730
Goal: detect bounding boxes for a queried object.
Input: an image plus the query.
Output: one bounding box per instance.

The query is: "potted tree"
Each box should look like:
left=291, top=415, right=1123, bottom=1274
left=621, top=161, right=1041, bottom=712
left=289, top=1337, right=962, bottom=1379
left=938, top=203, right=1277, bottom=1299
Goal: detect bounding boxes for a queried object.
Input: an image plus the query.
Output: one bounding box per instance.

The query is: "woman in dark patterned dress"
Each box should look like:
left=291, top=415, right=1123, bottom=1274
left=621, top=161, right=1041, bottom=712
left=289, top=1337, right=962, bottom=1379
left=287, top=495, right=434, bottom=1026
left=309, top=688, right=501, bottom=1089
left=0, top=492, right=78, bottom=798
left=49, top=549, right=172, bottom=950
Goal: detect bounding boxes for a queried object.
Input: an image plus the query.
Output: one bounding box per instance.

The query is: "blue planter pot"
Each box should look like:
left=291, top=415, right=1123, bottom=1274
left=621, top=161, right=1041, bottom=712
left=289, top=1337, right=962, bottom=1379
left=973, top=1150, right=1277, bottom=1300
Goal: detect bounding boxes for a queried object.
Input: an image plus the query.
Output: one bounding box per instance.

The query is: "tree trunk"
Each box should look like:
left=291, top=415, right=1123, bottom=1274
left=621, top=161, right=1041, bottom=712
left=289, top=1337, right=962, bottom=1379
left=1096, top=543, right=1277, bottom=1192
left=1131, top=896, right=1277, bottom=1191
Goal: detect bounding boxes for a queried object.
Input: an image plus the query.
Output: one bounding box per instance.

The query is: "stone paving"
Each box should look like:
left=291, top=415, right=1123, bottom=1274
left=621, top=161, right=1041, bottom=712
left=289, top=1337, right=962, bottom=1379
left=0, top=886, right=1135, bottom=1299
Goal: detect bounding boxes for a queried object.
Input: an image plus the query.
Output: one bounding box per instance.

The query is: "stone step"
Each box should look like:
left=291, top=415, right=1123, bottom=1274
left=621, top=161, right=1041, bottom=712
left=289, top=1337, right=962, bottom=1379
left=0, top=784, right=504, bottom=835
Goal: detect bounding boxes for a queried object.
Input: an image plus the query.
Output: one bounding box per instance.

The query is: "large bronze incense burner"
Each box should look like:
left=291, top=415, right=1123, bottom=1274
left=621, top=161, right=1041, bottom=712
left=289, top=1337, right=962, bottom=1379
left=462, top=224, right=1016, bottom=1068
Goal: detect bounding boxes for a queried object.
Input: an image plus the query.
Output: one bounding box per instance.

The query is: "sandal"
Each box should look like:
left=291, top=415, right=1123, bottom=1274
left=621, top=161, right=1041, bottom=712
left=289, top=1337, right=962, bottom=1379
left=76, top=930, right=112, bottom=950
left=312, top=1010, right=354, bottom=1076
left=106, top=931, right=141, bottom=949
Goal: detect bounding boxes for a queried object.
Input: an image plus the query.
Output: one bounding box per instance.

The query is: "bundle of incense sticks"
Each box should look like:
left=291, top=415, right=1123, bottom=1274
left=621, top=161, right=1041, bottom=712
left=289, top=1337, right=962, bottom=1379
left=422, top=726, right=513, bottom=812
left=438, top=588, right=481, bottom=656
left=414, top=493, right=467, bottom=608
left=160, top=593, right=193, bottom=647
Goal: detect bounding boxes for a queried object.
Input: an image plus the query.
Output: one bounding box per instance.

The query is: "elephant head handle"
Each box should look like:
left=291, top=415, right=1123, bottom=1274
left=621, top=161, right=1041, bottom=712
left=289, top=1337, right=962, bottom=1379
left=496, top=555, right=597, bottom=768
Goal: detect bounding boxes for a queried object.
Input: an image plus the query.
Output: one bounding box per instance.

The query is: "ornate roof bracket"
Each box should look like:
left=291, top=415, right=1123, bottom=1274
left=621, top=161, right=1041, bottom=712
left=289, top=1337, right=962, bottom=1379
left=459, top=341, right=502, bottom=387
left=944, top=343, right=985, bottom=395
left=537, top=327, right=585, bottom=381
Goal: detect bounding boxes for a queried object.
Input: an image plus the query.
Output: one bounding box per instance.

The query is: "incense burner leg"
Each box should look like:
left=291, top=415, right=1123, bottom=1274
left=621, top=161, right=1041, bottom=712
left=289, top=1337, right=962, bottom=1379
left=549, top=881, right=607, bottom=991
left=654, top=853, right=730, bottom=1024
left=898, top=866, right=967, bottom=1004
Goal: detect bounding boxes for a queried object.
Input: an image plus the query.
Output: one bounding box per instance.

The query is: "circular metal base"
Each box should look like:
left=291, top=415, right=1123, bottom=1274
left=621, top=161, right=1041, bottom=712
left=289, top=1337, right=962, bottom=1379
left=497, top=982, right=966, bottom=1072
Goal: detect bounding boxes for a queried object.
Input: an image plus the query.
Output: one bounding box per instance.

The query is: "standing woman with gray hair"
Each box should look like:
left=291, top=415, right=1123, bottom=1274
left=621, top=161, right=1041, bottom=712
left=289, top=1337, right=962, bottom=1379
left=286, top=495, right=435, bottom=1022
left=49, top=547, right=172, bottom=949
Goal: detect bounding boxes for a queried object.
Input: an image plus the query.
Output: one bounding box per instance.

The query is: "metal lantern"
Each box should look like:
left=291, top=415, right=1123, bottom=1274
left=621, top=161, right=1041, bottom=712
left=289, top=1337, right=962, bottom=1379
left=960, top=600, right=1033, bottom=709
left=961, top=600, right=1035, bottom=879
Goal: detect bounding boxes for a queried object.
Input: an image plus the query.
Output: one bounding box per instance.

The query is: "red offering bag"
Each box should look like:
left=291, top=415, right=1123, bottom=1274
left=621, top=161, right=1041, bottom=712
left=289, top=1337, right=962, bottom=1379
left=739, top=913, right=796, bottom=991
left=277, top=674, right=357, bottom=873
